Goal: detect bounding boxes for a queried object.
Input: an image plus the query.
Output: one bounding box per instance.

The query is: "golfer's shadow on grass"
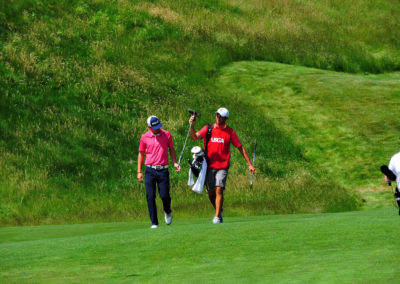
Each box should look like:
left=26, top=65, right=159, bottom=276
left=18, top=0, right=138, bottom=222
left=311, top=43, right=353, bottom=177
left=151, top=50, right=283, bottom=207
left=127, top=271, right=161, bottom=277
left=126, top=274, right=139, bottom=277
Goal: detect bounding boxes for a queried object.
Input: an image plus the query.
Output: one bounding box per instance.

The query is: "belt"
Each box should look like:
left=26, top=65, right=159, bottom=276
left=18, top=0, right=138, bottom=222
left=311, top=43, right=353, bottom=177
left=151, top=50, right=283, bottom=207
left=146, top=165, right=168, bottom=170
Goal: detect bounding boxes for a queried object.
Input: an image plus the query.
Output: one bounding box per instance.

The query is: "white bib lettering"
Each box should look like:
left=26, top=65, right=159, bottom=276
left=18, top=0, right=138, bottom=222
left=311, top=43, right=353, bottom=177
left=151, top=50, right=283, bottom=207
left=211, top=137, right=224, bottom=143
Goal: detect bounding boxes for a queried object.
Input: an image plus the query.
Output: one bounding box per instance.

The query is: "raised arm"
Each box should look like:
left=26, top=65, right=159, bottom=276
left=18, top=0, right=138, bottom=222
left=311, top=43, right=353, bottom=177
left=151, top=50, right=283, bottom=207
left=189, top=115, right=202, bottom=140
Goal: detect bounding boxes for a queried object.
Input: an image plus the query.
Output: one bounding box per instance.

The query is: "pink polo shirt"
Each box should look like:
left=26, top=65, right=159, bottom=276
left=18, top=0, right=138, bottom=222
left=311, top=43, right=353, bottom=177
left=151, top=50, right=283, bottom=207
left=139, top=129, right=173, bottom=166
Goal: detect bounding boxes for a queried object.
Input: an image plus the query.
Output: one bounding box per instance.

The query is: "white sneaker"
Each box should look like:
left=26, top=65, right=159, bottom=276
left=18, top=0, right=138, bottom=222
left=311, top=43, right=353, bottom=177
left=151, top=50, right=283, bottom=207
left=212, top=216, right=222, bottom=224
left=164, top=211, right=172, bottom=225
left=150, top=224, right=158, bottom=229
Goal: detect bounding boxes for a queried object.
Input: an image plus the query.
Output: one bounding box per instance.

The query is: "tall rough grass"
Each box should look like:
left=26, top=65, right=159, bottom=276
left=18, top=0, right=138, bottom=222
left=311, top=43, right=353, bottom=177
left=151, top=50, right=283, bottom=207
left=1, top=0, right=398, bottom=224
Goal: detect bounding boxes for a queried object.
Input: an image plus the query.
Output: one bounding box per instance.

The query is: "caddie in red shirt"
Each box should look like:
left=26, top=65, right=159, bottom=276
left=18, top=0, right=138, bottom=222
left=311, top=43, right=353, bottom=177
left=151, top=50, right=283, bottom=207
left=138, top=115, right=181, bottom=229
left=189, top=107, right=255, bottom=224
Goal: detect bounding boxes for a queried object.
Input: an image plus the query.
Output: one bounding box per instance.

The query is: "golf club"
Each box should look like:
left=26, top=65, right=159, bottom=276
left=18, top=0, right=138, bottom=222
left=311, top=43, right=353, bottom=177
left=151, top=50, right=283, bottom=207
left=250, top=139, right=256, bottom=189
left=178, top=109, right=199, bottom=166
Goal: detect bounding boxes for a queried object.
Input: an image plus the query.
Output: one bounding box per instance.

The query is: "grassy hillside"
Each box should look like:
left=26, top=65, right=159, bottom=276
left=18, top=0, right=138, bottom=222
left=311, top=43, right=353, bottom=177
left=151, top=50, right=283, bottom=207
left=1, top=0, right=399, bottom=224
left=0, top=208, right=397, bottom=283
left=218, top=62, right=400, bottom=187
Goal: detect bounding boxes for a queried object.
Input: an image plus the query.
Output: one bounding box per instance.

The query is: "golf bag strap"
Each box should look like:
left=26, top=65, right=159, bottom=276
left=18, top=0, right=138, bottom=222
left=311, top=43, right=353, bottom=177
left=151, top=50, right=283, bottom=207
left=395, top=187, right=400, bottom=198
left=205, top=124, right=213, bottom=156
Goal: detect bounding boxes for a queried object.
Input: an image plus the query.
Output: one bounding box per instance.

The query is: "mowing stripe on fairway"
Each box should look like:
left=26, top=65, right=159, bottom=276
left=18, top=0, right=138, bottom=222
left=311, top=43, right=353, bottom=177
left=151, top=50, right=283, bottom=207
left=0, top=208, right=397, bottom=283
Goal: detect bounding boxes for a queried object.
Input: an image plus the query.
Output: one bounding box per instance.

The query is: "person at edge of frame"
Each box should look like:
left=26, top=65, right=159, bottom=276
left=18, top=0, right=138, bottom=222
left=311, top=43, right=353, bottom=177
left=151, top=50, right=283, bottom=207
left=189, top=107, right=256, bottom=224
left=137, top=115, right=181, bottom=229
left=384, top=151, right=400, bottom=215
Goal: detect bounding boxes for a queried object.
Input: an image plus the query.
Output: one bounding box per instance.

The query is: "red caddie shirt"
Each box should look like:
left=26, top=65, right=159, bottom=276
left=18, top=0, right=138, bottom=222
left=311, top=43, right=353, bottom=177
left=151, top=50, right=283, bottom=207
left=198, top=124, right=242, bottom=169
left=139, top=129, right=173, bottom=166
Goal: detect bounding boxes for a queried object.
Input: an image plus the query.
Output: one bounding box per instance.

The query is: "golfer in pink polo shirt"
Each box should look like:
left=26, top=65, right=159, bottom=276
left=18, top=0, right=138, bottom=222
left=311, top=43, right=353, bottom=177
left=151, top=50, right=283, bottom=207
left=138, top=116, right=181, bottom=229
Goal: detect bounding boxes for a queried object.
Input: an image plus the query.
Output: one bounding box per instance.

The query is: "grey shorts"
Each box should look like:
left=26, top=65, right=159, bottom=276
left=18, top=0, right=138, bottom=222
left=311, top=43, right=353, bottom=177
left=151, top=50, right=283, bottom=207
left=206, top=168, right=229, bottom=191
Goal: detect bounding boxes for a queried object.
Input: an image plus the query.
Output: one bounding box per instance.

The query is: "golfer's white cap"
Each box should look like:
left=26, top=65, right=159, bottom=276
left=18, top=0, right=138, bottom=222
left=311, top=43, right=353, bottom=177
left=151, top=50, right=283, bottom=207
left=147, top=115, right=163, bottom=130
left=216, top=107, right=229, bottom=118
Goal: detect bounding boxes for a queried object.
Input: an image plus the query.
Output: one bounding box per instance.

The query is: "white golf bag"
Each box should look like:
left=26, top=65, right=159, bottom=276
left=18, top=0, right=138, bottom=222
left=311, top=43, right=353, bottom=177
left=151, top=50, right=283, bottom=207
left=188, top=146, right=207, bottom=194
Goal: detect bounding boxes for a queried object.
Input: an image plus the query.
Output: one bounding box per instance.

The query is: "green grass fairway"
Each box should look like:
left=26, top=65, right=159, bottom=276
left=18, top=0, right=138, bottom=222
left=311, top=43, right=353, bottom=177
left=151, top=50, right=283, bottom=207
left=1, top=208, right=397, bottom=283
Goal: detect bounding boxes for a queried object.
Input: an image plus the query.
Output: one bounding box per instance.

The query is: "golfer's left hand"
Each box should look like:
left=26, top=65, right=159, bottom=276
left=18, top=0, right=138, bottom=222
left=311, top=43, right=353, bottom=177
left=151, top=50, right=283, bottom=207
left=174, top=163, right=181, bottom=172
left=137, top=172, right=143, bottom=183
left=249, top=165, right=255, bottom=174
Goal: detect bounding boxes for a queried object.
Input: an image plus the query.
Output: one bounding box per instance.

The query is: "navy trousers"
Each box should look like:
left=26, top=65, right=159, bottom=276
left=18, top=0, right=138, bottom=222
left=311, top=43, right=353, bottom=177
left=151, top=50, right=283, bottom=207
left=144, top=167, right=171, bottom=225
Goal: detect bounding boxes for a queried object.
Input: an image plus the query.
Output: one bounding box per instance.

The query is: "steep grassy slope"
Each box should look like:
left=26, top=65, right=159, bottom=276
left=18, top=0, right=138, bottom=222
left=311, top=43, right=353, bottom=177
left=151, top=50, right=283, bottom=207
left=1, top=0, right=399, bottom=224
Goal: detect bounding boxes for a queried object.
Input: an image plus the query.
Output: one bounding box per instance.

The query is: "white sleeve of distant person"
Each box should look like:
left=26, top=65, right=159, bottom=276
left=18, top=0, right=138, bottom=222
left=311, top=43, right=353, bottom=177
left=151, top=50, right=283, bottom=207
left=388, top=152, right=400, bottom=185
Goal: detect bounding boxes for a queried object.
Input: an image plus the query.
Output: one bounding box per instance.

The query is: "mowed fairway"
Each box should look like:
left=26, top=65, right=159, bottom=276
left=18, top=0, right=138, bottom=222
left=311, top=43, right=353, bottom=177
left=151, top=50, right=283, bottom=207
left=0, top=208, right=397, bottom=283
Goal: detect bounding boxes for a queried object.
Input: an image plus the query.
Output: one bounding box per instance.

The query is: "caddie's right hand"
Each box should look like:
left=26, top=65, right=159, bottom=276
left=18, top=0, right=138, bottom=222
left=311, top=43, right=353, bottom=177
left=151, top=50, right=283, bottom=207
left=137, top=172, right=143, bottom=183
left=189, top=115, right=196, bottom=125
left=249, top=165, right=255, bottom=174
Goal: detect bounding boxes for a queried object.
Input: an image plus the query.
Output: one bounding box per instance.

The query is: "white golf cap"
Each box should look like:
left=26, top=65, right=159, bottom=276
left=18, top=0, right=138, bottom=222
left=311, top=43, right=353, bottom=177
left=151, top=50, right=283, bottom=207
left=215, top=107, right=229, bottom=118
left=147, top=115, right=163, bottom=130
